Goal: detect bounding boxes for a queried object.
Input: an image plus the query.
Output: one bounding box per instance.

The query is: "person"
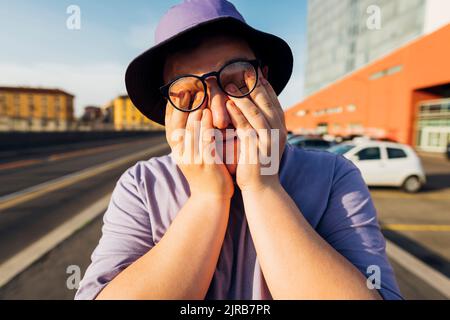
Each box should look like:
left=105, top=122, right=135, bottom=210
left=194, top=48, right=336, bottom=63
left=75, top=0, right=402, bottom=300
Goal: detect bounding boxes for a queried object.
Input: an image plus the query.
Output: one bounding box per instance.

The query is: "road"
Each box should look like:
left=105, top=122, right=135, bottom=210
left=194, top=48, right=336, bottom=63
left=0, top=140, right=448, bottom=299
left=373, top=155, right=450, bottom=276
left=372, top=154, right=450, bottom=299
left=0, top=133, right=169, bottom=263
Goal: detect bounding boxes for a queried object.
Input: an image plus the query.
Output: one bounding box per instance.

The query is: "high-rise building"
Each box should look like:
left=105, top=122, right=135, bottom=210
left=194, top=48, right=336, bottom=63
left=304, top=0, right=450, bottom=96
left=0, top=87, right=74, bottom=132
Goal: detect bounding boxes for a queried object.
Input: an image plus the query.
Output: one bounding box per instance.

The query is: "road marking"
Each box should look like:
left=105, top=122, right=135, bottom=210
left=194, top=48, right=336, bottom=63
left=0, top=193, right=111, bottom=288
left=47, top=143, right=127, bottom=161
left=0, top=143, right=169, bottom=212
left=371, top=191, right=450, bottom=200
left=386, top=240, right=450, bottom=298
left=382, top=224, right=450, bottom=232
left=0, top=159, right=42, bottom=170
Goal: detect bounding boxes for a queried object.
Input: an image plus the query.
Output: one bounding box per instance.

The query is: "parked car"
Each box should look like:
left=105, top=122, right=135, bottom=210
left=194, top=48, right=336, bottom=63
left=287, top=131, right=295, bottom=140
left=288, top=135, right=333, bottom=151
left=328, top=141, right=426, bottom=193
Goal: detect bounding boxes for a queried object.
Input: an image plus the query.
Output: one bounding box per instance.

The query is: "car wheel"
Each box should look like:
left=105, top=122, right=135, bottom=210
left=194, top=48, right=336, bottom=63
left=402, top=176, right=422, bottom=193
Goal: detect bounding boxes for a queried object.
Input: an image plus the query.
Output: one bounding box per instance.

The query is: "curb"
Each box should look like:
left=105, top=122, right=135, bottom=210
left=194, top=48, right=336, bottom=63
left=386, top=240, right=450, bottom=298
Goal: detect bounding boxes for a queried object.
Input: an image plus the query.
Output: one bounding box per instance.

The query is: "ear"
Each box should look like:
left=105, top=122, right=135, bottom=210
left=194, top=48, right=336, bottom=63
left=262, top=65, right=269, bottom=79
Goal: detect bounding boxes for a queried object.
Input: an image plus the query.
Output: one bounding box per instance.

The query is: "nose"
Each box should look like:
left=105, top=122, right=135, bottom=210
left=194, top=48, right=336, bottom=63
left=204, top=78, right=232, bottom=129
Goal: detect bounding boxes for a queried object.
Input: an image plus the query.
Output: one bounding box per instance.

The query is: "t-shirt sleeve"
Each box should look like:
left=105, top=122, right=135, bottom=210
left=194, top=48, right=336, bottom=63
left=75, top=162, right=153, bottom=300
left=317, top=155, right=403, bottom=300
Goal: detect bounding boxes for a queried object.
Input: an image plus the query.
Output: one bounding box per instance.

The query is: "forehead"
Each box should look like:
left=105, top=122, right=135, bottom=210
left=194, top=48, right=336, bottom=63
left=163, top=35, right=255, bottom=82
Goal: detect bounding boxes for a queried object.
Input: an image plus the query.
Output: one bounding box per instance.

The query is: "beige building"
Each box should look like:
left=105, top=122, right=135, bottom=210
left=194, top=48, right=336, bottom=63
left=0, top=87, right=74, bottom=132
left=104, top=95, right=164, bottom=131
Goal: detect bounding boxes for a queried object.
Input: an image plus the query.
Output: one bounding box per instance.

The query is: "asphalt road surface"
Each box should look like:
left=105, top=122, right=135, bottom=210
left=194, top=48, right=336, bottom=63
left=0, top=133, right=169, bottom=264
left=373, top=154, right=450, bottom=279
left=0, top=141, right=448, bottom=299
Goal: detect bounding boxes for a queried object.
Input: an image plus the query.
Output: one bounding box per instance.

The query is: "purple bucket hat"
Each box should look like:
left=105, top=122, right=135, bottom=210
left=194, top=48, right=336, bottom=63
left=125, top=0, right=293, bottom=126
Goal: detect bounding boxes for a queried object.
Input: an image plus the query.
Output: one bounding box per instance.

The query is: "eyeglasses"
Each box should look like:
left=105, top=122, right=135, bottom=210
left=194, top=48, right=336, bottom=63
left=160, top=59, right=261, bottom=112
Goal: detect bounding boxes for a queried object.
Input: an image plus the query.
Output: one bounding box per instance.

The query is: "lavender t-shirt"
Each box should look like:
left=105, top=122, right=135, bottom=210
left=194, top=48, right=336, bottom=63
left=75, top=144, right=402, bottom=300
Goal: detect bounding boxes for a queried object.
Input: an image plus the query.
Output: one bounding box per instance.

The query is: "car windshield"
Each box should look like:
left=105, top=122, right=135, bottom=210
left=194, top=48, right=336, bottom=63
left=328, top=144, right=355, bottom=155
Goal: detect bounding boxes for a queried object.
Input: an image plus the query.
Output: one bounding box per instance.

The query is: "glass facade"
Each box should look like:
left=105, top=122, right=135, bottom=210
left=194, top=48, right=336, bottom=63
left=305, top=0, right=426, bottom=96
left=417, top=98, right=450, bottom=152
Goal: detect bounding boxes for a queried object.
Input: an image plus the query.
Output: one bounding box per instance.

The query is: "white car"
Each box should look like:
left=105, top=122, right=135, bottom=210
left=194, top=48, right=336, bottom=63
left=328, top=141, right=427, bottom=193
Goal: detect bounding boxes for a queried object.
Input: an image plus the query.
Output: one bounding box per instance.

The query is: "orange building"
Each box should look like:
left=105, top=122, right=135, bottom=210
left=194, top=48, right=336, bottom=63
left=0, top=87, right=74, bottom=132
left=285, top=24, right=450, bottom=153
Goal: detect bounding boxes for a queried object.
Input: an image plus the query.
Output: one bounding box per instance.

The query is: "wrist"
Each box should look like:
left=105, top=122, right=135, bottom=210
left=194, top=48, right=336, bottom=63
left=189, top=191, right=233, bottom=204
left=239, top=175, right=282, bottom=195
left=186, top=193, right=231, bottom=224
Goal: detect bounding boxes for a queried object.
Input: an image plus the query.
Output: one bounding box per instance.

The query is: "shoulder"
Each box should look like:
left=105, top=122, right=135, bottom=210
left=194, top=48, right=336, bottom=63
left=115, top=153, right=189, bottom=214
left=281, top=144, right=359, bottom=187
left=119, top=153, right=184, bottom=188
left=280, top=145, right=365, bottom=226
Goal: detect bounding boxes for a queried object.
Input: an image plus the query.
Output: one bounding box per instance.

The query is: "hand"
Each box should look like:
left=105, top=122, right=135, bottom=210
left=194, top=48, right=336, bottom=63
left=225, top=70, right=287, bottom=192
left=165, top=104, right=234, bottom=200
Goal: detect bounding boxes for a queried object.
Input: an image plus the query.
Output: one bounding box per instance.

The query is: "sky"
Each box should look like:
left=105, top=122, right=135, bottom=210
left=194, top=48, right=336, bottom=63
left=0, top=0, right=307, bottom=116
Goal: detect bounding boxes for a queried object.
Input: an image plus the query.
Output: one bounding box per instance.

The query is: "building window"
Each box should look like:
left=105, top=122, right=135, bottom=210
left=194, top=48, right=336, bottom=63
left=345, top=59, right=355, bottom=73
left=387, top=65, right=403, bottom=76
left=14, top=94, right=20, bottom=117
left=0, top=94, right=4, bottom=115
left=316, top=122, right=328, bottom=134
left=54, top=96, right=61, bottom=117
left=42, top=95, right=48, bottom=108
left=327, top=106, right=343, bottom=114
left=348, top=123, right=363, bottom=134
left=429, top=105, right=441, bottom=113
left=296, top=110, right=308, bottom=117
left=419, top=99, right=450, bottom=119
left=349, top=41, right=356, bottom=54
left=313, top=109, right=326, bottom=117
left=369, top=65, right=403, bottom=80
left=27, top=94, right=35, bottom=117
left=42, top=95, right=48, bottom=120
left=347, top=104, right=357, bottom=112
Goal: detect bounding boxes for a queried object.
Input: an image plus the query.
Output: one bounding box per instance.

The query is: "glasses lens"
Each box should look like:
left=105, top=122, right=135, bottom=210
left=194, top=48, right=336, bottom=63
left=220, top=61, right=257, bottom=97
left=169, top=77, right=205, bottom=111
